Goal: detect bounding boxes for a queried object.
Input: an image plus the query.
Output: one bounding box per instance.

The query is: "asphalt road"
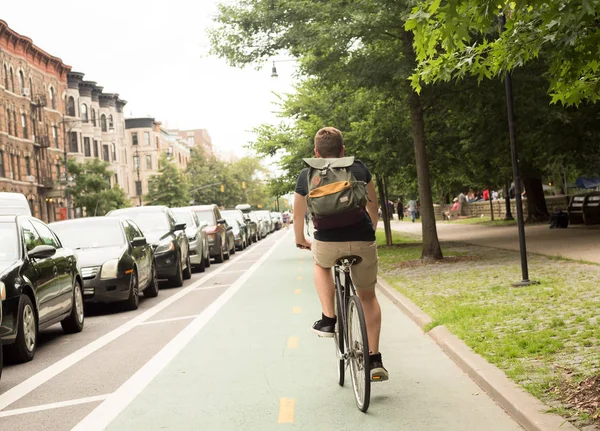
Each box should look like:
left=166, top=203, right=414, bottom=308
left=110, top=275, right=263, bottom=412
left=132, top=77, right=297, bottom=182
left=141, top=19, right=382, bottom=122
left=0, top=232, right=284, bottom=431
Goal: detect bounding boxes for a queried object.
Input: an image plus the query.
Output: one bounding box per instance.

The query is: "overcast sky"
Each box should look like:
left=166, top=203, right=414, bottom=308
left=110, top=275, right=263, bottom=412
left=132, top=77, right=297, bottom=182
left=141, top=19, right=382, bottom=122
left=2, top=0, right=295, bottom=158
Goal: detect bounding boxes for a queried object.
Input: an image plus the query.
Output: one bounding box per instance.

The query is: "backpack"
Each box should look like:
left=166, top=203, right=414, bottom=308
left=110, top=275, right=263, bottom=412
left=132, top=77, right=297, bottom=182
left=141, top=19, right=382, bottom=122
left=303, top=156, right=368, bottom=230
left=549, top=210, right=569, bottom=229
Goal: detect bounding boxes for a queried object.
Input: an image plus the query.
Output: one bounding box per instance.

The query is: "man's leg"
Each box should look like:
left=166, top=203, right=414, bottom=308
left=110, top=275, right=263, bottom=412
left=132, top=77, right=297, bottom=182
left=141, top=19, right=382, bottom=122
left=356, top=288, right=381, bottom=354
left=313, top=263, right=335, bottom=318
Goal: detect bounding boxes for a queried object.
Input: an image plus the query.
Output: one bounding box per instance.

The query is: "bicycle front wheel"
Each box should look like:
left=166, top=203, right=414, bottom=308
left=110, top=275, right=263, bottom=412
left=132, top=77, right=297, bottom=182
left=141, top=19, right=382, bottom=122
left=334, top=287, right=345, bottom=387
left=347, top=295, right=371, bottom=412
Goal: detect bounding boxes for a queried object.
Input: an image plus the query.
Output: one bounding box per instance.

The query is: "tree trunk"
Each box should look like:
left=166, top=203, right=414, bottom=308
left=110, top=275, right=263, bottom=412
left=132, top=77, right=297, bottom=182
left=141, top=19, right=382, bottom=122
left=402, top=30, right=443, bottom=260
left=488, top=186, right=495, bottom=221
left=383, top=176, right=394, bottom=245
left=376, top=175, right=392, bottom=246
left=523, top=175, right=549, bottom=222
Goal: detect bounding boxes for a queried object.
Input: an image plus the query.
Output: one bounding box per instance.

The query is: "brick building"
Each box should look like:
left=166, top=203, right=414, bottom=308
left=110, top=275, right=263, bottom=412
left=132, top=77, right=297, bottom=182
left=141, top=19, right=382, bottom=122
left=173, top=128, right=213, bottom=157
left=0, top=20, right=71, bottom=222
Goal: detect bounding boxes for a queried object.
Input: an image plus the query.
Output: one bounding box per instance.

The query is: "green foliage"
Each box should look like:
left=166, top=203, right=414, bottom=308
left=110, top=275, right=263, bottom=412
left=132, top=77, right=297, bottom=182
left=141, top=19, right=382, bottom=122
left=146, top=154, right=190, bottom=207
left=67, top=158, right=131, bottom=216
left=407, top=0, right=600, bottom=106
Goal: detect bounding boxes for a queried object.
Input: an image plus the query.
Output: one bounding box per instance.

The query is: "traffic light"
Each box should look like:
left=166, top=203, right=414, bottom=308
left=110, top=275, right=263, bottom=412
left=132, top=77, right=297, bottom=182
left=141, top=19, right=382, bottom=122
left=242, top=181, right=246, bottom=189
left=220, top=184, right=225, bottom=192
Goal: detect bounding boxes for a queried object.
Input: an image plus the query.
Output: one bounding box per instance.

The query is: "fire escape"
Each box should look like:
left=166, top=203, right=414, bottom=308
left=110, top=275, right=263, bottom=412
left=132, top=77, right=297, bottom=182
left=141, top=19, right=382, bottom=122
left=31, top=93, right=54, bottom=189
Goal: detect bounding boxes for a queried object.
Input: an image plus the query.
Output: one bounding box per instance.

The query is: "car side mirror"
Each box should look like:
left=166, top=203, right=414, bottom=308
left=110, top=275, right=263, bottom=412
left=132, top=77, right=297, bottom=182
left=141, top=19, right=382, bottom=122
left=173, top=222, right=186, bottom=232
left=131, top=237, right=147, bottom=247
left=226, top=225, right=233, bottom=231
left=28, top=245, right=56, bottom=260
left=217, top=219, right=227, bottom=225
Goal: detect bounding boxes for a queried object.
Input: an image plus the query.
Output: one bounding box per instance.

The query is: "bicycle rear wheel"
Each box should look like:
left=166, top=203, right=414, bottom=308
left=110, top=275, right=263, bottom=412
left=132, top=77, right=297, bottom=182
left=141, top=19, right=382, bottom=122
left=347, top=295, right=371, bottom=412
left=334, top=286, right=345, bottom=386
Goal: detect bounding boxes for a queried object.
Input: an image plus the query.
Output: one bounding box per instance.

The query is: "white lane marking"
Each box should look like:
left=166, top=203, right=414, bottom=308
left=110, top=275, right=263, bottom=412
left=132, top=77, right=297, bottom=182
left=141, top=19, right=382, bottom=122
left=73, top=230, right=291, bottom=431
left=218, top=269, right=247, bottom=275
left=138, top=315, right=200, bottom=326
left=0, top=250, right=246, bottom=412
left=0, top=394, right=108, bottom=418
left=193, top=284, right=230, bottom=291
left=236, top=259, right=260, bottom=263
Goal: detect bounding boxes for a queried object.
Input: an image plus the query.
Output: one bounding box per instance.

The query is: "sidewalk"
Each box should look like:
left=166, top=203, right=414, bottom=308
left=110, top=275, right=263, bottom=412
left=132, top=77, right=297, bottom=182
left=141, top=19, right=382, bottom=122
left=386, top=220, right=600, bottom=264
left=75, top=230, right=522, bottom=430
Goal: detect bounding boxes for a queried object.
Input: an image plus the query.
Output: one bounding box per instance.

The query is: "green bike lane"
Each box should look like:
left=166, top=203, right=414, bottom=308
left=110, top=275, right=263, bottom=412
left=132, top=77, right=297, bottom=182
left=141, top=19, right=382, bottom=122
left=74, top=229, right=523, bottom=430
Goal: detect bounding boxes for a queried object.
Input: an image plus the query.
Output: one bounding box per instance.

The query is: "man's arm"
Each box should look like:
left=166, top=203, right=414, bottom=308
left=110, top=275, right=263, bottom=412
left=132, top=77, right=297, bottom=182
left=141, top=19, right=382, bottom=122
left=366, top=180, right=378, bottom=228
left=293, top=192, right=311, bottom=248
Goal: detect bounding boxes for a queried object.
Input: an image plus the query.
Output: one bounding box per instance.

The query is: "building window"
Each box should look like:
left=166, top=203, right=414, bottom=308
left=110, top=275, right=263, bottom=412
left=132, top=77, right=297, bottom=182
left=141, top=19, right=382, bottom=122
left=135, top=180, right=142, bottom=197
left=12, top=111, right=18, bottom=137
left=131, top=132, right=138, bottom=146
left=84, top=137, right=91, bottom=157
left=102, top=145, right=110, bottom=162
left=16, top=155, right=21, bottom=180
left=29, top=77, right=33, bottom=96
left=53, top=125, right=59, bottom=148
left=25, top=156, right=31, bottom=176
left=155, top=136, right=159, bottom=148
left=146, top=155, right=152, bottom=169
left=6, top=108, right=12, bottom=135
left=9, top=67, right=14, bottom=92
left=0, top=150, right=4, bottom=177
left=111, top=143, right=116, bottom=161
left=100, top=114, right=107, bottom=132
left=144, top=132, right=150, bottom=146
left=3, top=65, right=7, bottom=89
left=133, top=155, right=140, bottom=170
left=49, top=87, right=56, bottom=109
left=91, top=108, right=96, bottom=126
left=18, top=70, right=24, bottom=93
left=10, top=155, right=15, bottom=179
left=21, top=113, right=28, bottom=139
left=81, top=104, right=88, bottom=122
left=108, top=115, right=114, bottom=129
left=69, top=131, right=78, bottom=153
left=93, top=140, right=99, bottom=158
left=56, top=163, right=61, bottom=180
left=67, top=96, right=76, bottom=116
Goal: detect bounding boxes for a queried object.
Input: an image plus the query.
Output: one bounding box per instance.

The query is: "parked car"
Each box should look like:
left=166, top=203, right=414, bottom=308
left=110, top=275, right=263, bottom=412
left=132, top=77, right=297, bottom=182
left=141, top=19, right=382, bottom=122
left=243, top=213, right=258, bottom=244
left=0, top=215, right=84, bottom=363
left=250, top=211, right=268, bottom=239
left=49, top=217, right=158, bottom=310
left=1, top=280, right=4, bottom=380
left=0, top=192, right=32, bottom=216
left=172, top=208, right=210, bottom=272
left=187, top=205, right=230, bottom=263
left=222, top=209, right=249, bottom=250
left=270, top=212, right=283, bottom=230
left=107, top=206, right=190, bottom=287
left=256, top=210, right=275, bottom=233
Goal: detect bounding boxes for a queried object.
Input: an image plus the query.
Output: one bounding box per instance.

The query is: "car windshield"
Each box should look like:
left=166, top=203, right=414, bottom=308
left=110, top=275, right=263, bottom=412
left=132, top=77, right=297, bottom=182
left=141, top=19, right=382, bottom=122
left=52, top=220, right=125, bottom=249
left=194, top=210, right=215, bottom=225
left=173, top=211, right=194, bottom=228
left=225, top=218, right=238, bottom=229
left=0, top=222, right=18, bottom=262
left=222, top=211, right=241, bottom=222
left=120, top=212, right=170, bottom=233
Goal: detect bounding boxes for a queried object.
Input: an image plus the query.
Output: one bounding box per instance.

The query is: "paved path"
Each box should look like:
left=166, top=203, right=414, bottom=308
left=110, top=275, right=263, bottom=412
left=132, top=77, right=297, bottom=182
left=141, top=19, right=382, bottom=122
left=387, top=220, right=600, bottom=263
left=72, top=229, right=522, bottom=430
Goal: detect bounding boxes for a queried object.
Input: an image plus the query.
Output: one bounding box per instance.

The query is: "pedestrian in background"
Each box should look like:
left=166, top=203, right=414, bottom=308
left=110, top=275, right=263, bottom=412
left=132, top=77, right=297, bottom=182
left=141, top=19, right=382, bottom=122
left=396, top=197, right=404, bottom=221
left=407, top=198, right=417, bottom=223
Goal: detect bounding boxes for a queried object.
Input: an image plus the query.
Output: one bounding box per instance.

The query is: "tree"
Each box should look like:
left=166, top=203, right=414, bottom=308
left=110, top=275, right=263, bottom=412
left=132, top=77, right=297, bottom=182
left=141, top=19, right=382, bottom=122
left=67, top=158, right=130, bottom=216
left=407, top=0, right=600, bottom=106
left=210, top=0, right=444, bottom=260
left=146, top=154, right=190, bottom=207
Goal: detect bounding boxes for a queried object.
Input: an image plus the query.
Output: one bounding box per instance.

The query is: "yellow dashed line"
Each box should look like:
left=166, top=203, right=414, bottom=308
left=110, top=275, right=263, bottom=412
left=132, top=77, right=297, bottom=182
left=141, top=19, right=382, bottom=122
left=287, top=337, right=298, bottom=349
left=296, top=276, right=302, bottom=281
left=278, top=398, right=295, bottom=423
left=292, top=307, right=301, bottom=314
left=294, top=289, right=302, bottom=294
left=297, top=267, right=303, bottom=272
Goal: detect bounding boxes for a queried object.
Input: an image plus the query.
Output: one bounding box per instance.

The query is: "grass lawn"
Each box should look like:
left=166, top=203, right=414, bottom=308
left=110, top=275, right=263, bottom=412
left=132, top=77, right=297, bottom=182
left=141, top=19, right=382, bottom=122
left=376, top=230, right=600, bottom=427
left=446, top=216, right=518, bottom=226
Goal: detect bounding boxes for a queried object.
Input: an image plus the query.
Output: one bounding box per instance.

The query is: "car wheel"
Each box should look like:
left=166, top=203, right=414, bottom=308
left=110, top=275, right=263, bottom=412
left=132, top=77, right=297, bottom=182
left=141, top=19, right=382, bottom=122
left=124, top=269, right=140, bottom=311
left=223, top=240, right=230, bottom=260
left=204, top=247, right=211, bottom=268
left=7, top=294, right=37, bottom=363
left=183, top=254, right=192, bottom=280
left=214, top=242, right=224, bottom=263
left=62, top=279, right=85, bottom=333
left=230, top=238, right=236, bottom=255
left=144, top=262, right=159, bottom=298
left=169, top=256, right=184, bottom=287
left=196, top=253, right=206, bottom=272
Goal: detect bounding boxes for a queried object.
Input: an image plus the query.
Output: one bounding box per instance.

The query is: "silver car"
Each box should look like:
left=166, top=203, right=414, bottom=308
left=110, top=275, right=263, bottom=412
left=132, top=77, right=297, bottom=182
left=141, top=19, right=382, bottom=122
left=250, top=211, right=269, bottom=239
left=256, top=210, right=275, bottom=233
left=172, top=208, right=210, bottom=272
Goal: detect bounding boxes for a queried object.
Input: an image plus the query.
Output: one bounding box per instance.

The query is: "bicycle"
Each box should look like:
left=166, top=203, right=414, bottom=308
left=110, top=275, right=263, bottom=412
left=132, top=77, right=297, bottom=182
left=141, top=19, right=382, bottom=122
left=334, top=255, right=371, bottom=413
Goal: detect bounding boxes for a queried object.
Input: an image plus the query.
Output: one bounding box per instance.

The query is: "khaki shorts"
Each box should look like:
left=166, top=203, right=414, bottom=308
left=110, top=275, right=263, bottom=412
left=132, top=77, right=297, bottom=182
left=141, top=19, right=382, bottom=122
left=312, top=240, right=378, bottom=290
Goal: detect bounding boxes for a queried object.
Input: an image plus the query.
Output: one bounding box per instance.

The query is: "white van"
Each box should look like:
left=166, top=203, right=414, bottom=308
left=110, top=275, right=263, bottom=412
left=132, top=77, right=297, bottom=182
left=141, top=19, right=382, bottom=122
left=0, top=192, right=32, bottom=216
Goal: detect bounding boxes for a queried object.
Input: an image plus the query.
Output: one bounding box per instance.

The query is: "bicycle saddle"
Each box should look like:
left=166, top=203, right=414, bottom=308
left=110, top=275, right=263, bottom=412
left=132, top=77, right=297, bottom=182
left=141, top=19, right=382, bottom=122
left=335, top=255, right=362, bottom=266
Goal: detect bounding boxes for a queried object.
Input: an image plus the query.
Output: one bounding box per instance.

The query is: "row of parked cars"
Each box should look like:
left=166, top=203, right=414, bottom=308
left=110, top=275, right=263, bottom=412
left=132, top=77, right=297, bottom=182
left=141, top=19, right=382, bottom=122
left=0, top=191, right=286, bottom=381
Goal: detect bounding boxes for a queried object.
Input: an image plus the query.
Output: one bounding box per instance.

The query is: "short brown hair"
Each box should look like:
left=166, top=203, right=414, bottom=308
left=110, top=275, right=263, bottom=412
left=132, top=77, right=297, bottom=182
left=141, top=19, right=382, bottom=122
left=314, top=127, right=344, bottom=158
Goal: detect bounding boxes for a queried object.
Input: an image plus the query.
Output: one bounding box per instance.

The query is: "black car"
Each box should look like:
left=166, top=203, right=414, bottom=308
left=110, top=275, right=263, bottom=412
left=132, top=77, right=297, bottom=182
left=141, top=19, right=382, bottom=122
left=188, top=205, right=230, bottom=263
left=222, top=210, right=249, bottom=250
left=0, top=215, right=84, bottom=363
left=50, top=217, right=159, bottom=310
left=107, top=206, right=191, bottom=287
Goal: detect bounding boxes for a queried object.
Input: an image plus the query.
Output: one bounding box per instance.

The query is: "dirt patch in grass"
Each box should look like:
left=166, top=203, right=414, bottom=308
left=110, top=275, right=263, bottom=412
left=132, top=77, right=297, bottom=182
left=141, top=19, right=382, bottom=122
left=553, top=375, right=600, bottom=423
left=376, top=229, right=600, bottom=427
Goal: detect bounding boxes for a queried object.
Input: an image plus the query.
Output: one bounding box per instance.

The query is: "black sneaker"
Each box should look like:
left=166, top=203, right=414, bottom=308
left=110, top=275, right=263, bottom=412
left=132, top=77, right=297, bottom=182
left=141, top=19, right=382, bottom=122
left=369, top=353, right=389, bottom=382
left=311, top=316, right=336, bottom=338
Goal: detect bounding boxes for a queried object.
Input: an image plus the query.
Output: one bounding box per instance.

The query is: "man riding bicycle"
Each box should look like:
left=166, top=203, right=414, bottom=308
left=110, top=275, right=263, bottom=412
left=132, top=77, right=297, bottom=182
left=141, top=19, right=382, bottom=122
left=293, top=127, right=388, bottom=382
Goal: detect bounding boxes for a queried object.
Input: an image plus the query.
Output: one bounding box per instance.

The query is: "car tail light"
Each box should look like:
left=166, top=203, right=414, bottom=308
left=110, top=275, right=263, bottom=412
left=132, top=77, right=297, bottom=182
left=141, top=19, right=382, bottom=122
left=205, top=226, right=218, bottom=234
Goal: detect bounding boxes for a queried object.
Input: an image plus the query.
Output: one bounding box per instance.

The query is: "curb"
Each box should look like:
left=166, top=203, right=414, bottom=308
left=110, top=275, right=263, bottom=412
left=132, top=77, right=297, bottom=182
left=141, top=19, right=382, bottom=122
left=377, top=277, right=578, bottom=431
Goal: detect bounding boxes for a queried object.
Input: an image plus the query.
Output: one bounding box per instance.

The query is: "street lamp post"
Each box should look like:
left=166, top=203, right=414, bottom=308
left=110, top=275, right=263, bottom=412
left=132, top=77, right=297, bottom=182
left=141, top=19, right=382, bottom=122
left=270, top=59, right=298, bottom=78
left=135, top=147, right=142, bottom=206
left=499, top=12, right=536, bottom=287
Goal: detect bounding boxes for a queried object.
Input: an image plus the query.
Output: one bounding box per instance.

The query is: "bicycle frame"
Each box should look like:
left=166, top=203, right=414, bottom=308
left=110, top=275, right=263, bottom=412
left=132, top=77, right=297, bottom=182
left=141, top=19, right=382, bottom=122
left=334, top=262, right=356, bottom=351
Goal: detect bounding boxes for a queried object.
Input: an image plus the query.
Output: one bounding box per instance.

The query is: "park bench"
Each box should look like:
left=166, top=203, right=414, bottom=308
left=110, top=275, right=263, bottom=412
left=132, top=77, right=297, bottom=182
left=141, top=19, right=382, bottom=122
left=568, top=194, right=586, bottom=225
left=583, top=192, right=600, bottom=225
